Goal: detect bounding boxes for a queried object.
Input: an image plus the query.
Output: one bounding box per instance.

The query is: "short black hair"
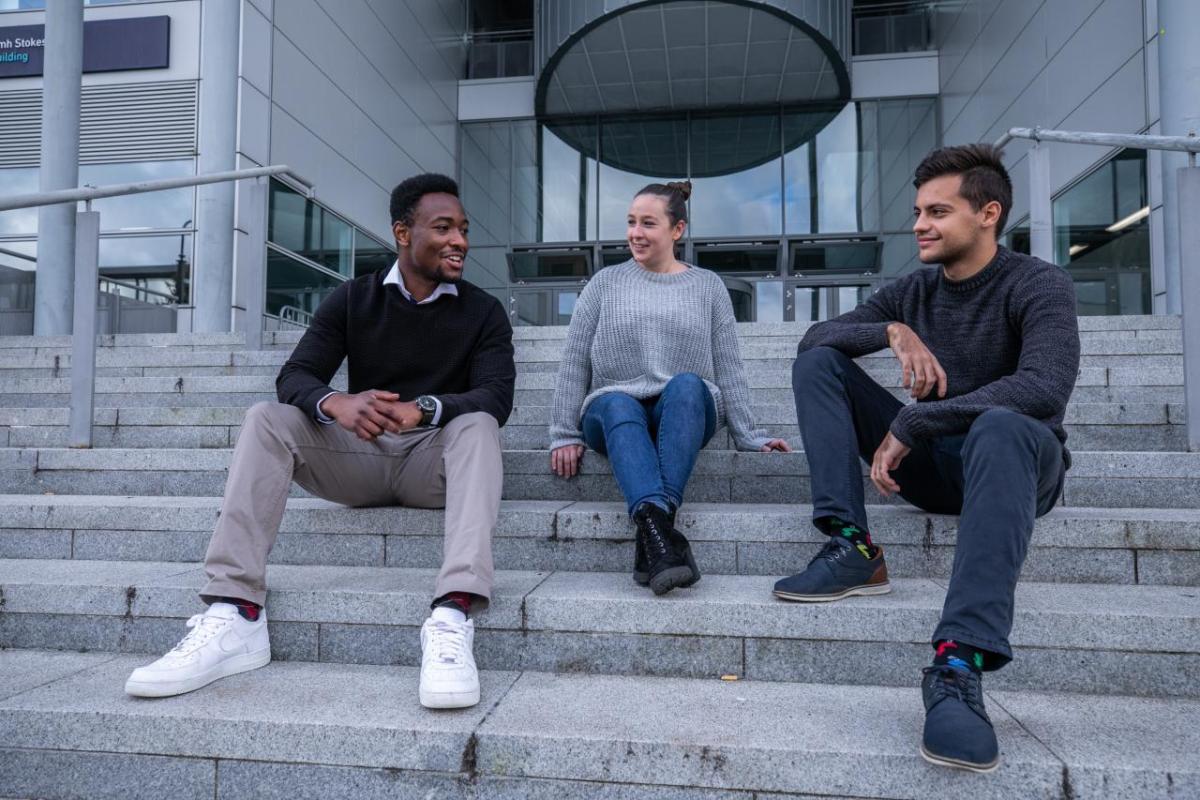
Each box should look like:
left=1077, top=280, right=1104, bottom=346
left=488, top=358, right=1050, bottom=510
left=389, top=173, right=459, bottom=227
left=913, top=144, right=1013, bottom=235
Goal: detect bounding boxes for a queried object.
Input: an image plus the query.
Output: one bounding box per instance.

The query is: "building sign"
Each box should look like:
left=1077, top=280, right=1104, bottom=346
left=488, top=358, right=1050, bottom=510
left=0, top=15, right=169, bottom=79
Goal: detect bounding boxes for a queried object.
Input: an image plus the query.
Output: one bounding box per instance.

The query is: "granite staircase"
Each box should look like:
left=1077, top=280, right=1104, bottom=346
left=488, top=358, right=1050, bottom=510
left=0, top=316, right=1197, bottom=800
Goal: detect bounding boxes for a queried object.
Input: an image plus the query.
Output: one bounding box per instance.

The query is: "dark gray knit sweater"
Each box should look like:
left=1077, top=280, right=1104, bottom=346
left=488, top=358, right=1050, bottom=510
left=797, top=246, right=1080, bottom=451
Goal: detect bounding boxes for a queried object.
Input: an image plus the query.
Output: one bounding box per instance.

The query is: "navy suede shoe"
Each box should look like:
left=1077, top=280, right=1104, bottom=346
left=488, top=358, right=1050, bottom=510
left=920, top=664, right=1001, bottom=773
left=772, top=536, right=890, bottom=602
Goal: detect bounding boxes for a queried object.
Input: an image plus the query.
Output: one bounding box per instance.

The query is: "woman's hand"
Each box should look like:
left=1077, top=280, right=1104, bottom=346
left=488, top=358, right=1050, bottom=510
left=550, top=444, right=586, bottom=478
left=760, top=438, right=792, bottom=453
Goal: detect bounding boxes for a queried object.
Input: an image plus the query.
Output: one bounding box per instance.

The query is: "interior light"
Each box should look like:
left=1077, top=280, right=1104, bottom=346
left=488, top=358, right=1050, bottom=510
left=1105, top=206, right=1149, bottom=233
left=1068, top=244, right=1089, bottom=256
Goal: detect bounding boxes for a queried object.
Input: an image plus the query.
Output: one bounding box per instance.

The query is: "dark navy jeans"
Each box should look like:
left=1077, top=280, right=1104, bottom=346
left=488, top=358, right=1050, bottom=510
left=582, top=373, right=718, bottom=516
left=792, top=347, right=1066, bottom=668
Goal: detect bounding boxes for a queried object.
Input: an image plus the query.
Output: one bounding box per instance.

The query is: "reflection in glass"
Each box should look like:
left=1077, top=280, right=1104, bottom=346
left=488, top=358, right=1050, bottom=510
left=538, top=122, right=598, bottom=242
left=756, top=280, right=784, bottom=322
left=0, top=241, right=36, bottom=324
left=82, top=160, right=195, bottom=231
left=690, top=113, right=782, bottom=237
left=508, top=249, right=590, bottom=280
left=266, top=249, right=343, bottom=316
left=598, top=117, right=687, bottom=241
left=693, top=244, right=779, bottom=274
left=785, top=103, right=875, bottom=234
left=1052, top=150, right=1150, bottom=315
left=268, top=180, right=353, bottom=275
left=353, top=230, right=394, bottom=278
left=98, top=234, right=192, bottom=304
left=0, top=168, right=38, bottom=235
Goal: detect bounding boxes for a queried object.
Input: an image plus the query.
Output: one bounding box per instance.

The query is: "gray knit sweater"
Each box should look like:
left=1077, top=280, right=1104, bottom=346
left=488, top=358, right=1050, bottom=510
left=550, top=260, right=771, bottom=452
left=798, top=246, right=1080, bottom=452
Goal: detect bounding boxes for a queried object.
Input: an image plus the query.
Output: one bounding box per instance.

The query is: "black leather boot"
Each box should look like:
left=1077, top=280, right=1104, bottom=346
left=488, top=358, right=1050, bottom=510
left=632, top=502, right=699, bottom=595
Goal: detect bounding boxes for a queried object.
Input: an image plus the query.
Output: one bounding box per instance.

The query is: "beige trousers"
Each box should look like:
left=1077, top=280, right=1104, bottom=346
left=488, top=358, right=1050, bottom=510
left=201, top=402, right=501, bottom=609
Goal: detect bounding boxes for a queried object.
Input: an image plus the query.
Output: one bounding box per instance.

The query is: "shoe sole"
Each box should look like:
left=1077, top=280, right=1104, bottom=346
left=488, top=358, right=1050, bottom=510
left=636, top=547, right=701, bottom=590
left=124, top=648, right=271, bottom=698
left=649, top=565, right=697, bottom=596
left=919, top=744, right=1001, bottom=774
left=420, top=688, right=481, bottom=709
left=772, top=581, right=892, bottom=602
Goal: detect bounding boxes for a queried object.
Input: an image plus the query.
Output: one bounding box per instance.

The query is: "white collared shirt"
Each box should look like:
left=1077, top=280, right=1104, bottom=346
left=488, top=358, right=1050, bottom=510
left=382, top=260, right=459, bottom=304
left=315, top=261, right=456, bottom=425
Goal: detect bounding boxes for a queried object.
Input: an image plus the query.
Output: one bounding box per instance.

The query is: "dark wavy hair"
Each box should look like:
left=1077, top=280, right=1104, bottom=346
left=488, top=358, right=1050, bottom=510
left=634, top=180, right=693, bottom=226
left=913, top=144, right=1012, bottom=234
left=389, top=173, right=459, bottom=226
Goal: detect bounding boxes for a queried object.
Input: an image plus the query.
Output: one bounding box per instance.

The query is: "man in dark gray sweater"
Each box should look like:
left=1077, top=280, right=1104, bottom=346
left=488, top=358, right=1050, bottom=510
left=775, top=144, right=1080, bottom=773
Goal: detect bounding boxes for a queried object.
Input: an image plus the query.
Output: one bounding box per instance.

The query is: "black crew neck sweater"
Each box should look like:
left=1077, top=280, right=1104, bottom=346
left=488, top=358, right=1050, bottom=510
left=797, top=246, right=1080, bottom=454
left=276, top=272, right=515, bottom=427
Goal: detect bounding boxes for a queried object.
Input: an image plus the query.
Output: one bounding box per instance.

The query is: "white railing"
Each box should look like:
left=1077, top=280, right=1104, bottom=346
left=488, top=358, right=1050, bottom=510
left=994, top=127, right=1200, bottom=451
left=0, top=164, right=314, bottom=447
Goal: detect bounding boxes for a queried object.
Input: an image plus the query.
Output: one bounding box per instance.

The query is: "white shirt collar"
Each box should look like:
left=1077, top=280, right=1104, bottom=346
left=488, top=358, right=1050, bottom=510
left=382, top=261, right=459, bottom=305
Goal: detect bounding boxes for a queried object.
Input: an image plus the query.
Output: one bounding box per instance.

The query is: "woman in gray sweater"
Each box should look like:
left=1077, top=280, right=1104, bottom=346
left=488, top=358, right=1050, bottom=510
left=549, top=181, right=790, bottom=595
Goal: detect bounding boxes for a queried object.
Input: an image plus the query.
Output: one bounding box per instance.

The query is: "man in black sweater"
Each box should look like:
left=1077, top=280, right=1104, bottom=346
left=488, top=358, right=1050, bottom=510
left=774, top=145, right=1080, bottom=772
left=125, top=174, right=515, bottom=711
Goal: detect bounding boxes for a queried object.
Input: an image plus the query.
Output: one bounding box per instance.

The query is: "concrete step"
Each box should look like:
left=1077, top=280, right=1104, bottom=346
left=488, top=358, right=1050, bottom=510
left=1, top=495, right=1196, bottom=586
left=3, top=649, right=1195, bottom=800
left=0, top=332, right=1182, bottom=372
left=2, top=559, right=1198, bottom=698
left=0, top=402, right=1185, bottom=451
left=1, top=447, right=1191, bottom=507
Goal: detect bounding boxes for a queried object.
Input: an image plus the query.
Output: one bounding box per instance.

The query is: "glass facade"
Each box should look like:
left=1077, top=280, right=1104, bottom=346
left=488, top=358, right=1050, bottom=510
left=461, top=97, right=937, bottom=325
left=0, top=159, right=196, bottom=334
left=1053, top=150, right=1150, bottom=316
left=1003, top=150, right=1151, bottom=316
left=264, top=179, right=395, bottom=322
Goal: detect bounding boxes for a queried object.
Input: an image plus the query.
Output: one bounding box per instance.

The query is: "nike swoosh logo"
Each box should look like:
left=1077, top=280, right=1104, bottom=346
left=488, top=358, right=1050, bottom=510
left=216, top=629, right=245, bottom=654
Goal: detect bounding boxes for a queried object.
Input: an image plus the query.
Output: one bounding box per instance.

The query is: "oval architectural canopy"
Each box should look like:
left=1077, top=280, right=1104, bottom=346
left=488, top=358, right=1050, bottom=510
left=537, top=0, right=852, bottom=117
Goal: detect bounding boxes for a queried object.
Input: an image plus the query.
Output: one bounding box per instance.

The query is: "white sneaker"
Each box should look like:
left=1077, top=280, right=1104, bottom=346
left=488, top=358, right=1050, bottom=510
left=419, top=616, right=479, bottom=709
left=124, top=602, right=271, bottom=698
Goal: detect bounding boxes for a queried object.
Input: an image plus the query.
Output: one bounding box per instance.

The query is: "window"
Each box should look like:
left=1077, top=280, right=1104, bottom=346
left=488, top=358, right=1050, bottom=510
left=467, top=0, right=534, bottom=78
left=852, top=1, right=933, bottom=55
left=1052, top=150, right=1150, bottom=315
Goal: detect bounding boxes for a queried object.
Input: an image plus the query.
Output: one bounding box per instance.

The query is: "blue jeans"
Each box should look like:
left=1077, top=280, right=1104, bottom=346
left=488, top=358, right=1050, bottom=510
left=582, top=373, right=718, bottom=516
left=792, top=347, right=1066, bottom=669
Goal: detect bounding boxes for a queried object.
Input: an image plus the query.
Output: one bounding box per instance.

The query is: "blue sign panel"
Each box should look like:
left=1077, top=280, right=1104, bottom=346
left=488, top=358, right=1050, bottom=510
left=0, top=15, right=170, bottom=78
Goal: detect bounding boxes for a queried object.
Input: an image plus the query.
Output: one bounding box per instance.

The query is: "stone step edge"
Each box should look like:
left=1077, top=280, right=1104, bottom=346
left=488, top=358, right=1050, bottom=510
left=3, top=559, right=1197, bottom=655
left=1, top=649, right=1195, bottom=800
left=0, top=496, right=1196, bottom=550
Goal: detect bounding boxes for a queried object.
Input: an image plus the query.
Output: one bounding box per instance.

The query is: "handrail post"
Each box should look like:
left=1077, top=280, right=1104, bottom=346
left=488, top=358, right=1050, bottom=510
left=1028, top=137, right=1054, bottom=263
left=69, top=209, right=100, bottom=448
left=1178, top=165, right=1200, bottom=451
left=240, top=176, right=269, bottom=350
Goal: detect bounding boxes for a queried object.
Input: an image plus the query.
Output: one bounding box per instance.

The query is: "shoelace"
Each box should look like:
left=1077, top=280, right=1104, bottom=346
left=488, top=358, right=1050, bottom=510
left=807, top=536, right=848, bottom=567
left=425, top=620, right=469, bottom=665
left=640, top=514, right=671, bottom=562
left=167, top=613, right=230, bottom=657
left=922, top=664, right=985, bottom=711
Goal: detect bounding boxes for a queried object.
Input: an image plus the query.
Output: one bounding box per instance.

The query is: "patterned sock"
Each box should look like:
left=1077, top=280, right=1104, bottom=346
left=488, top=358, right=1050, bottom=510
left=817, top=516, right=878, bottom=559
left=432, top=591, right=473, bottom=619
left=216, top=596, right=261, bottom=622
left=933, top=639, right=986, bottom=674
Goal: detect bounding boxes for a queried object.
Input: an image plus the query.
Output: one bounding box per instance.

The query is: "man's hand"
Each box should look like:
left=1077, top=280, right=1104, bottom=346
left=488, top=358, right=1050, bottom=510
left=550, top=444, right=585, bottom=478
left=870, top=432, right=911, bottom=496
left=887, top=322, right=947, bottom=400
left=321, top=390, right=421, bottom=441
left=760, top=438, right=792, bottom=452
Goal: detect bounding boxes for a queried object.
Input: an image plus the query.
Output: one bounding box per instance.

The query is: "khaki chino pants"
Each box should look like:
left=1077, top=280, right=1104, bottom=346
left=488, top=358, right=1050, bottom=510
left=201, top=401, right=501, bottom=609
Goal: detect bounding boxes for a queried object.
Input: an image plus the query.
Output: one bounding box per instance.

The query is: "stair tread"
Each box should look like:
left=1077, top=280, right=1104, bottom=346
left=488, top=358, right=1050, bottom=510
left=1, top=648, right=1196, bottom=798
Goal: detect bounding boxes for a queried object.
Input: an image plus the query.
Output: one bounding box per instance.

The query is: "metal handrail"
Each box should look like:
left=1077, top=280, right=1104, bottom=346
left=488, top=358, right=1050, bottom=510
left=995, top=126, right=1200, bottom=163
left=99, top=277, right=177, bottom=304
left=278, top=305, right=314, bottom=327
left=993, top=126, right=1200, bottom=451
left=0, top=164, right=313, bottom=214
left=0, top=163, right=313, bottom=448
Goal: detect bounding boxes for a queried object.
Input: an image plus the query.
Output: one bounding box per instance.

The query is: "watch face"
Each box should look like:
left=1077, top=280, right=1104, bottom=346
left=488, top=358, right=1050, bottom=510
left=418, top=396, right=436, bottom=412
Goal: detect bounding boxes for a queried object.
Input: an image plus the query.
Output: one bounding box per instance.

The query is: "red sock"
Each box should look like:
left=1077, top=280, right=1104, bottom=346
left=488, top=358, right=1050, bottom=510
left=217, top=596, right=261, bottom=621
left=434, top=592, right=473, bottom=617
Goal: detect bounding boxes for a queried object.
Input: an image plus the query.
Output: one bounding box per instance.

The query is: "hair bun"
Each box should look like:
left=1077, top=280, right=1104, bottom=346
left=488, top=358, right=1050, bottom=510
left=665, top=180, right=693, bottom=202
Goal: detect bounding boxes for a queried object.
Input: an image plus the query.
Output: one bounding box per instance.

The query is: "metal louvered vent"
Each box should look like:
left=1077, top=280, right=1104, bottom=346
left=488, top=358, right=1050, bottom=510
left=0, top=80, right=197, bottom=169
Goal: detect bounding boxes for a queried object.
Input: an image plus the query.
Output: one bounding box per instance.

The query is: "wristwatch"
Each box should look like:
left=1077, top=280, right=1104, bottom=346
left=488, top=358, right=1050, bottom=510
left=415, top=395, right=438, bottom=426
